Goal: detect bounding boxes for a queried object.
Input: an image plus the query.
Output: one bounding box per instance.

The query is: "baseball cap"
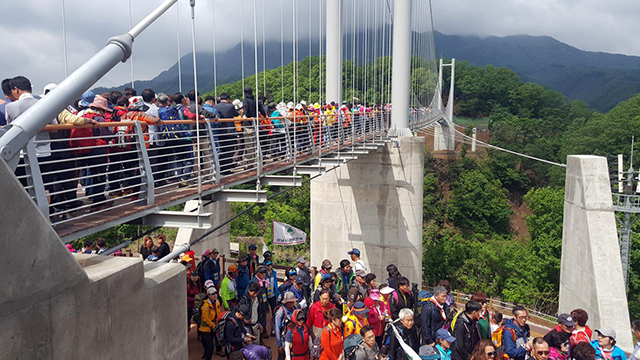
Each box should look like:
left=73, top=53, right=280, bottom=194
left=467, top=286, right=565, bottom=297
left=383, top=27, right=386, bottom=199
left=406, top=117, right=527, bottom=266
left=436, top=329, right=456, bottom=343
left=419, top=345, right=441, bottom=360
left=203, top=249, right=212, bottom=256
left=355, top=269, right=366, bottom=277
left=263, top=251, right=272, bottom=258
left=248, top=244, right=257, bottom=250
left=321, top=273, right=332, bottom=283
left=380, top=286, right=394, bottom=295
left=207, top=287, right=218, bottom=295
left=296, top=257, right=307, bottom=264
left=264, top=260, right=273, bottom=266
left=237, top=304, right=250, bottom=317
left=228, top=264, right=238, bottom=272
left=348, top=248, right=361, bottom=256
left=321, top=259, right=332, bottom=269
left=257, top=265, right=267, bottom=274
left=558, top=313, right=576, bottom=327
left=295, top=275, right=305, bottom=285
left=204, top=280, right=214, bottom=289
left=595, top=327, right=617, bottom=340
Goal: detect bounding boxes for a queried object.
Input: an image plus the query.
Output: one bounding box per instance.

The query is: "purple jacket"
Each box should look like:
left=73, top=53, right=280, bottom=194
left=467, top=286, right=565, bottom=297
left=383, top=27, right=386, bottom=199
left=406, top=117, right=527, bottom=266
left=242, top=344, right=271, bottom=360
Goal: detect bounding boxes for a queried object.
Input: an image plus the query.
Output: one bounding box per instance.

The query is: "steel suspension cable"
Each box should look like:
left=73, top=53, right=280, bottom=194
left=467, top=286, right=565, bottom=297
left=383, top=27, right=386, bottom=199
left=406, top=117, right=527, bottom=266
left=241, top=0, right=246, bottom=92
left=280, top=0, right=284, bottom=102
left=61, top=0, right=69, bottom=78
left=128, top=0, right=135, bottom=88
left=351, top=0, right=356, bottom=104
left=262, top=0, right=266, bottom=96
left=319, top=0, right=323, bottom=105
left=309, top=0, right=312, bottom=102
left=189, top=0, right=203, bottom=201
left=211, top=1, right=217, bottom=98
left=177, top=1, right=182, bottom=92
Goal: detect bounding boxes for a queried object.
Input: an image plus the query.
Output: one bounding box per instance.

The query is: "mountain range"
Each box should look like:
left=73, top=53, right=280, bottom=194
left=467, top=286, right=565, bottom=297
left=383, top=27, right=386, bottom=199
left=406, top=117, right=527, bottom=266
left=96, top=31, right=640, bottom=113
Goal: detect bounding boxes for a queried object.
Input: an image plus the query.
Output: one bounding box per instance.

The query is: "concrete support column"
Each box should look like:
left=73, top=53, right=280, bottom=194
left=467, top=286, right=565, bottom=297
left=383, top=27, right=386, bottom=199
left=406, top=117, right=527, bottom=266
left=310, top=137, right=424, bottom=284
left=325, top=0, right=342, bottom=105
left=559, top=155, right=633, bottom=352
left=175, top=200, right=232, bottom=258
left=389, top=0, right=413, bottom=137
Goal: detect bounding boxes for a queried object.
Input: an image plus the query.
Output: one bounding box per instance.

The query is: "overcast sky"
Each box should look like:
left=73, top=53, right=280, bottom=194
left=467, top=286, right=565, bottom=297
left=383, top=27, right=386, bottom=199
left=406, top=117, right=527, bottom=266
left=2, top=0, right=639, bottom=94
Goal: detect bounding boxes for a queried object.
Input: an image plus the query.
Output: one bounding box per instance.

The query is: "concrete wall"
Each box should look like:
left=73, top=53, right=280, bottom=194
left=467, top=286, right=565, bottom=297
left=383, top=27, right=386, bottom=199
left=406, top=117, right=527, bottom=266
left=310, top=136, right=424, bottom=283
left=175, top=200, right=231, bottom=258
left=0, top=159, right=187, bottom=360
left=559, top=155, right=633, bottom=352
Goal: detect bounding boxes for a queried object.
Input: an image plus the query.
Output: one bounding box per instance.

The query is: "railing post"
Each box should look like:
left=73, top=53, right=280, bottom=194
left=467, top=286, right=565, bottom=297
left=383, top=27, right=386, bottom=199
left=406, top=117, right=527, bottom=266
left=308, top=116, right=315, bottom=155
left=254, top=118, right=262, bottom=175
left=24, top=140, right=49, bottom=217
left=134, top=120, right=154, bottom=205
left=204, top=119, right=221, bottom=184
left=284, top=120, right=294, bottom=163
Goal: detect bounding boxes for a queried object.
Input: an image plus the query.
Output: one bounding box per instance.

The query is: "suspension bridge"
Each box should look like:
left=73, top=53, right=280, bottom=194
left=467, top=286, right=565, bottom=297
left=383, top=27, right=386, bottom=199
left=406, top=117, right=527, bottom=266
left=0, top=0, right=633, bottom=358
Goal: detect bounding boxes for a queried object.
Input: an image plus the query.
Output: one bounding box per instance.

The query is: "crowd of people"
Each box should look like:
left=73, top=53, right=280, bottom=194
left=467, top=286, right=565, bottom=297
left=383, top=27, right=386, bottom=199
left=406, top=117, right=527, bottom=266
left=178, top=245, right=637, bottom=360
left=0, top=76, right=390, bottom=218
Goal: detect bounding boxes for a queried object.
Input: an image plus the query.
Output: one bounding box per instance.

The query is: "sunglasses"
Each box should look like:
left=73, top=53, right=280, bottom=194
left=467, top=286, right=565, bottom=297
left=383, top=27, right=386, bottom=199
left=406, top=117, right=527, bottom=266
left=536, top=351, right=550, bottom=356
left=486, top=352, right=496, bottom=357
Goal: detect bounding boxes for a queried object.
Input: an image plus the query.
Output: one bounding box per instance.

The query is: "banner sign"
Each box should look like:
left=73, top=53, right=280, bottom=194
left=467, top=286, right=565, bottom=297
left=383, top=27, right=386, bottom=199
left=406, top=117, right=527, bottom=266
left=272, top=221, right=307, bottom=245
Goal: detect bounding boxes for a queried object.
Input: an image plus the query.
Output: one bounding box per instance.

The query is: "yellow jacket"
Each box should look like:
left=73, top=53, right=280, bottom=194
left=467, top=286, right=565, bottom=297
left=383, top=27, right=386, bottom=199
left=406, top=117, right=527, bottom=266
left=198, top=298, right=221, bottom=333
left=342, top=312, right=369, bottom=338
left=57, top=109, right=87, bottom=126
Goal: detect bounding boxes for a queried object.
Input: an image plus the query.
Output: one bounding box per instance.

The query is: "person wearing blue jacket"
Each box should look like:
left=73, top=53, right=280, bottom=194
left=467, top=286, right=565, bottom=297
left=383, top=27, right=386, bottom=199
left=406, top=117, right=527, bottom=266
left=503, top=306, right=532, bottom=360
left=591, top=327, right=627, bottom=360
left=236, top=255, right=251, bottom=298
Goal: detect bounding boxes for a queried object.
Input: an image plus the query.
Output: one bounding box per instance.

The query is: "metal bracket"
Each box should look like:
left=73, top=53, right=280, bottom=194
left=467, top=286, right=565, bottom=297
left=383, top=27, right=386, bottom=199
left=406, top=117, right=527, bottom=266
left=261, top=175, right=303, bottom=187
left=215, top=189, right=267, bottom=203
left=295, top=165, right=327, bottom=176
left=134, top=120, right=154, bottom=205
left=24, top=140, right=49, bottom=216
left=129, top=210, right=212, bottom=228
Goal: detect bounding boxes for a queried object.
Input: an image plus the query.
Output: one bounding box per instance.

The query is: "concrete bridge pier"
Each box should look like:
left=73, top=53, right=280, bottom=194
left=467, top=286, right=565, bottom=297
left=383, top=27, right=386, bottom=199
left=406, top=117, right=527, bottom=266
left=0, top=159, right=187, bottom=359
left=175, top=200, right=231, bottom=258
left=559, top=155, right=633, bottom=352
left=310, top=137, right=424, bottom=284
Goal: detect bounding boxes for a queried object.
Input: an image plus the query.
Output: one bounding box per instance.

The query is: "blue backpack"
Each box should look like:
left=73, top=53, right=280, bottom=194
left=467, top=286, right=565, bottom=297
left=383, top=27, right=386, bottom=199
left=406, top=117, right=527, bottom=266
left=158, top=106, right=182, bottom=139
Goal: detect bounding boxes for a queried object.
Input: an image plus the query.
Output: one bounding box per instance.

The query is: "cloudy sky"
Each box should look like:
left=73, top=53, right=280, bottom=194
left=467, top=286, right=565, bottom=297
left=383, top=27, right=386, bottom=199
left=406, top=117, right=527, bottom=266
left=2, top=0, right=639, bottom=94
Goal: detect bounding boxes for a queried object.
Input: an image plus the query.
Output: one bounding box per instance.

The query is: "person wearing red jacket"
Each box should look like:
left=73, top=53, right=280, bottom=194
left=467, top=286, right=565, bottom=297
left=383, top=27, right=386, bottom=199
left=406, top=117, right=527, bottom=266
left=307, top=289, right=336, bottom=340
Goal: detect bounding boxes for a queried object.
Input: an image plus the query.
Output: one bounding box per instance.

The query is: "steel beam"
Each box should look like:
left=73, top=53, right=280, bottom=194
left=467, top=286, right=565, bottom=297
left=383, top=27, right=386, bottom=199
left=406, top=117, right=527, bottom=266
left=295, top=165, right=327, bottom=176
left=215, top=189, right=267, bottom=203
left=128, top=210, right=212, bottom=229
left=261, top=175, right=303, bottom=187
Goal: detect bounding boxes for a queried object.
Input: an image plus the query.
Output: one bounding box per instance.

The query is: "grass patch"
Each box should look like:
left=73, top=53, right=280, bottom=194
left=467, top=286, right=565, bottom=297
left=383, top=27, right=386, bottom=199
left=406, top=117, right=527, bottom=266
left=453, top=116, right=490, bottom=128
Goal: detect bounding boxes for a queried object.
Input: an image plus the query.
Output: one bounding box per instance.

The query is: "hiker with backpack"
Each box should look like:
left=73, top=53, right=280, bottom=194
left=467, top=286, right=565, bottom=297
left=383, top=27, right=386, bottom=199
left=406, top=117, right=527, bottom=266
left=221, top=264, right=239, bottom=310
left=249, top=265, right=271, bottom=340
left=470, top=293, right=491, bottom=340
left=435, top=329, right=457, bottom=360
left=502, top=306, right=532, bottom=360
left=313, top=259, right=333, bottom=290
left=199, top=287, right=222, bottom=360
left=422, top=286, right=449, bottom=346
left=225, top=304, right=256, bottom=354
left=336, top=260, right=355, bottom=300
left=364, top=289, right=388, bottom=347
left=451, top=301, right=482, bottom=360
left=276, top=292, right=299, bottom=360
left=388, top=308, right=420, bottom=360
left=237, top=282, right=266, bottom=345
left=312, top=274, right=339, bottom=305
left=344, top=302, right=371, bottom=338
left=187, top=271, right=203, bottom=328
left=569, top=309, right=592, bottom=347
left=284, top=309, right=313, bottom=360
left=237, top=255, right=252, bottom=298
left=320, top=308, right=345, bottom=360
left=308, top=289, right=336, bottom=340
left=350, top=271, right=368, bottom=300
left=389, top=277, right=414, bottom=320
left=355, top=326, right=381, bottom=360
left=386, top=265, right=402, bottom=290
left=264, top=260, right=279, bottom=329
left=278, top=268, right=298, bottom=303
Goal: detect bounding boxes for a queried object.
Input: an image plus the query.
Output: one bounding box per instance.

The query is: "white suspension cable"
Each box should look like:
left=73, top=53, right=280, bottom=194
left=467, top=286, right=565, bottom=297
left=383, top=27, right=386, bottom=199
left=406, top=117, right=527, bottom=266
left=61, top=0, right=69, bottom=78
left=280, top=0, right=284, bottom=102
left=241, top=0, right=245, bottom=92
left=189, top=0, right=203, bottom=199
left=253, top=0, right=261, bottom=176
left=211, top=0, right=217, bottom=98
left=351, top=0, right=356, bottom=104
left=319, top=0, right=323, bottom=105
left=262, top=0, right=266, bottom=96
left=177, top=0, right=182, bottom=92
left=309, top=0, right=312, bottom=102
left=128, top=0, right=135, bottom=88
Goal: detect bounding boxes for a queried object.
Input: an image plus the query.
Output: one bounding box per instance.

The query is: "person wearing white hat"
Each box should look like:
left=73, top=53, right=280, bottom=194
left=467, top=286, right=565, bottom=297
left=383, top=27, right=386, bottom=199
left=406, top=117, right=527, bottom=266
left=591, top=327, right=626, bottom=360
left=199, top=286, right=222, bottom=360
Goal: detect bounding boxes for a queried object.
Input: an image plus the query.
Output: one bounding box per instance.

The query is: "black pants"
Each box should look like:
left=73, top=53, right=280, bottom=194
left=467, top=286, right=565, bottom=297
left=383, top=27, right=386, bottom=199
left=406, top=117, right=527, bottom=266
left=201, top=332, right=215, bottom=360
left=76, top=149, right=107, bottom=203
left=51, top=156, right=79, bottom=208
